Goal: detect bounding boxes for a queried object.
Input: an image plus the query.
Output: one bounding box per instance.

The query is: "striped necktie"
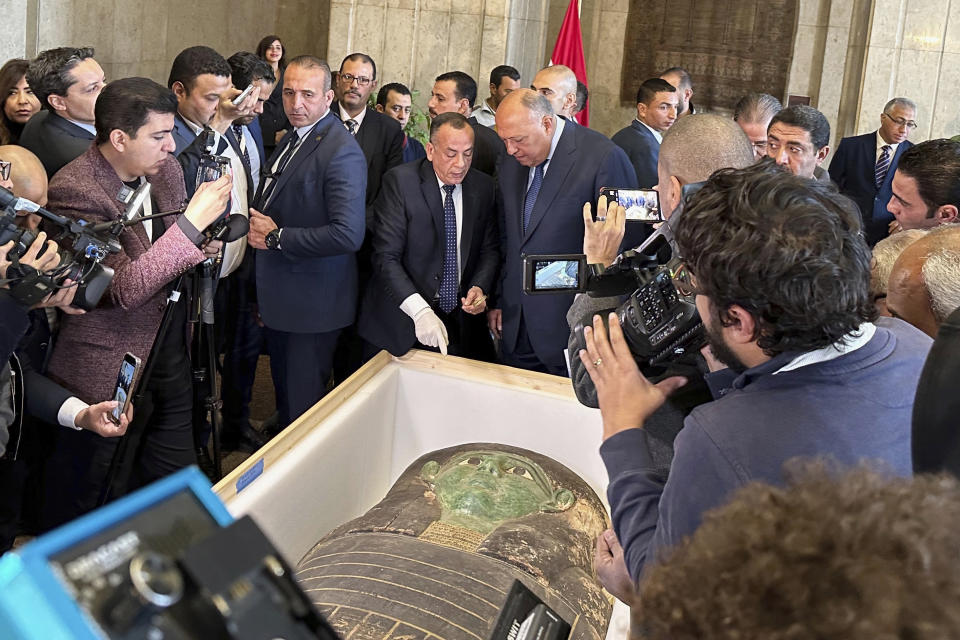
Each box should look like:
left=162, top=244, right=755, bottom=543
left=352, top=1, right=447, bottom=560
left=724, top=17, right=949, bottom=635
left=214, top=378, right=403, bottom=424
left=875, top=145, right=891, bottom=189
left=523, top=161, right=546, bottom=233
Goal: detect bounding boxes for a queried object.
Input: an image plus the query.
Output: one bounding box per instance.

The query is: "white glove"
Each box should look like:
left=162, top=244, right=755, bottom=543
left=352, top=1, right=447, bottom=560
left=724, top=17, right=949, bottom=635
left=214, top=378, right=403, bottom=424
left=413, top=308, right=449, bottom=355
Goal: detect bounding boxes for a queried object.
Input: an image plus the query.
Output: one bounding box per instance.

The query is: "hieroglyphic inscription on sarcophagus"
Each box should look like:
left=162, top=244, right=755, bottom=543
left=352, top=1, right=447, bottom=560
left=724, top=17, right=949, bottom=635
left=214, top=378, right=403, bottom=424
left=296, top=443, right=612, bottom=639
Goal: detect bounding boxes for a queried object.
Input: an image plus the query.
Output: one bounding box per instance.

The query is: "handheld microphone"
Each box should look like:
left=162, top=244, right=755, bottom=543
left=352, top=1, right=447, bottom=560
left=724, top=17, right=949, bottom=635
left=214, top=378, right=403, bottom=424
left=206, top=214, right=249, bottom=243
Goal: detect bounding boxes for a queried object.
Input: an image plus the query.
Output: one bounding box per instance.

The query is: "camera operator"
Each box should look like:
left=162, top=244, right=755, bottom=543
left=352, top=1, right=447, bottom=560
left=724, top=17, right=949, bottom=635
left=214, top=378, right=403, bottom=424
left=38, top=77, right=230, bottom=529
left=582, top=161, right=931, bottom=599
left=0, top=230, right=131, bottom=551
left=569, top=115, right=756, bottom=408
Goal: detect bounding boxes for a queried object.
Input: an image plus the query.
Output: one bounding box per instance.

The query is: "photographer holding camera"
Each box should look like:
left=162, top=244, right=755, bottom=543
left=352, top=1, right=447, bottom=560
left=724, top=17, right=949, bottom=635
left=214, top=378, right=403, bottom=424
left=584, top=161, right=931, bottom=603
left=38, top=77, right=230, bottom=528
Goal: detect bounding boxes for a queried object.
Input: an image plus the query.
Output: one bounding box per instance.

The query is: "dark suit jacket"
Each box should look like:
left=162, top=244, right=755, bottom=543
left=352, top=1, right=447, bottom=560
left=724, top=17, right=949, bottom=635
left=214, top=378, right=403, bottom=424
left=611, top=120, right=660, bottom=188
left=259, top=76, right=289, bottom=157
left=45, top=146, right=205, bottom=403
left=18, top=111, right=95, bottom=179
left=253, top=113, right=367, bottom=334
left=830, top=131, right=913, bottom=245
left=357, top=159, right=499, bottom=356
left=246, top=117, right=266, bottom=166
left=171, top=113, right=197, bottom=157
left=330, top=104, right=403, bottom=211
left=468, top=116, right=505, bottom=177
left=497, top=120, right=638, bottom=372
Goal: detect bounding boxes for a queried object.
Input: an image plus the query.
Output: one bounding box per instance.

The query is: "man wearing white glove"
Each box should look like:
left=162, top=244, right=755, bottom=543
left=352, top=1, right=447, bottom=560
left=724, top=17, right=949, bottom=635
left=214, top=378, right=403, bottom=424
left=358, top=112, right=500, bottom=360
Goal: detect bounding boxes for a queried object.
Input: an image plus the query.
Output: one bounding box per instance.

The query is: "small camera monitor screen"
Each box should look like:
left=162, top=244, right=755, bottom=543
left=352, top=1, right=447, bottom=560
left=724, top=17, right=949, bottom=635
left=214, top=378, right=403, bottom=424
left=618, top=189, right=661, bottom=222
left=534, top=259, right=580, bottom=291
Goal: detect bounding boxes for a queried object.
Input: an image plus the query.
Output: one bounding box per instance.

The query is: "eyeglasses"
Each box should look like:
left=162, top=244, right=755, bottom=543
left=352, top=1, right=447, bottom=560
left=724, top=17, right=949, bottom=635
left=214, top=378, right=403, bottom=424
left=751, top=140, right=768, bottom=152
left=882, top=112, right=918, bottom=130
left=670, top=262, right=700, bottom=297
left=339, top=73, right=372, bottom=87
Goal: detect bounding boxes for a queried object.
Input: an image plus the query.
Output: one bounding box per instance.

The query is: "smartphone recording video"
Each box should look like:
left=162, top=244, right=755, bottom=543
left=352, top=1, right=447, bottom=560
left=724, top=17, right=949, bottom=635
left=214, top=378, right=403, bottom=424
left=599, top=187, right=662, bottom=223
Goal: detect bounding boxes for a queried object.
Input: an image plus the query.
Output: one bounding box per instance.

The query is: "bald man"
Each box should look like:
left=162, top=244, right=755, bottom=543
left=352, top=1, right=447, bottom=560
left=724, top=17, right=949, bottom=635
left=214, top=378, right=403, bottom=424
left=0, top=145, right=48, bottom=229
left=887, top=226, right=960, bottom=337
left=531, top=65, right=579, bottom=121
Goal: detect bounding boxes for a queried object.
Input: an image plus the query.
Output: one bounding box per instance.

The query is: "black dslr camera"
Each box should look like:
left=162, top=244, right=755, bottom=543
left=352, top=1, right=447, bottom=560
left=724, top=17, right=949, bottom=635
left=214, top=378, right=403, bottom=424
left=0, top=186, right=120, bottom=310
left=522, top=184, right=706, bottom=366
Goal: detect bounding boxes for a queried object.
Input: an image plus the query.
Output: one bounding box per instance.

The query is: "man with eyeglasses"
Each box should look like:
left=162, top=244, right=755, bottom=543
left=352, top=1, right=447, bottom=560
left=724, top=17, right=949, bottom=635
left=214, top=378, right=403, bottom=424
left=732, top=92, right=782, bottom=160
left=830, top=97, right=918, bottom=245
left=582, top=161, right=928, bottom=604
left=330, top=53, right=404, bottom=381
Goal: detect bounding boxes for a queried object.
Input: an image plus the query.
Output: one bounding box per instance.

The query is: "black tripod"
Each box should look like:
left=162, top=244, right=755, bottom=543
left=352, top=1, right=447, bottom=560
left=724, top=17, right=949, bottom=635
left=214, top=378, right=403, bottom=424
left=189, top=258, right=224, bottom=482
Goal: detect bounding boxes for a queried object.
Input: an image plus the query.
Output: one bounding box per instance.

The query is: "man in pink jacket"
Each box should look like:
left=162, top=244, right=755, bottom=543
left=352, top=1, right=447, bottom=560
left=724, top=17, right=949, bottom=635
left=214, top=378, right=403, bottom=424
left=40, top=77, right=230, bottom=528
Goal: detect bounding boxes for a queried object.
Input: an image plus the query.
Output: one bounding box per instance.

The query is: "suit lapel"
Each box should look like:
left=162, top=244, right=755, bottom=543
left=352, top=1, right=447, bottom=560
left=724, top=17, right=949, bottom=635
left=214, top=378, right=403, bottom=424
left=524, top=123, right=576, bottom=240
left=268, top=118, right=327, bottom=201
left=861, top=133, right=876, bottom=186
left=419, top=160, right=445, bottom=242
left=459, top=172, right=479, bottom=267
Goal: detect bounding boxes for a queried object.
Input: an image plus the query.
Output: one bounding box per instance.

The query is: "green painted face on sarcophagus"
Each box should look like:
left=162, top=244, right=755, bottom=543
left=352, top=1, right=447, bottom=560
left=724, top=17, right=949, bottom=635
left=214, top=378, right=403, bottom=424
left=296, top=443, right=612, bottom=640
left=421, top=451, right=576, bottom=534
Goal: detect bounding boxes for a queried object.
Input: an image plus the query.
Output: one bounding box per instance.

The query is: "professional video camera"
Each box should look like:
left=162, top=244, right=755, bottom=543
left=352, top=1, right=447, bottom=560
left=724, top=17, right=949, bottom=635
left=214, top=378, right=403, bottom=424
left=0, top=186, right=120, bottom=310
left=522, top=185, right=706, bottom=366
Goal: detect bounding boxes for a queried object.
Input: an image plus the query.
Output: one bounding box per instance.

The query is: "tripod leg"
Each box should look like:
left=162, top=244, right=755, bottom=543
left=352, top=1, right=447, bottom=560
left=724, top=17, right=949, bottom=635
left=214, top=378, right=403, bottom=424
left=206, top=321, right=223, bottom=481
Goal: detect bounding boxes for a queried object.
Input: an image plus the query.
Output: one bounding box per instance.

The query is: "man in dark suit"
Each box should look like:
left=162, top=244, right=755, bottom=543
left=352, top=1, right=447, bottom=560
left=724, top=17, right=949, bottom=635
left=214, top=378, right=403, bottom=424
left=20, top=47, right=105, bottom=178
left=357, top=113, right=498, bottom=360
left=167, top=46, right=234, bottom=157
left=331, top=53, right=403, bottom=212
left=376, top=82, right=426, bottom=163
left=611, top=78, right=678, bottom=188
left=173, top=51, right=275, bottom=452
left=247, top=56, right=366, bottom=430
left=489, top=89, right=638, bottom=376
left=830, top=97, right=918, bottom=245
left=328, top=53, right=404, bottom=381
left=428, top=71, right=504, bottom=177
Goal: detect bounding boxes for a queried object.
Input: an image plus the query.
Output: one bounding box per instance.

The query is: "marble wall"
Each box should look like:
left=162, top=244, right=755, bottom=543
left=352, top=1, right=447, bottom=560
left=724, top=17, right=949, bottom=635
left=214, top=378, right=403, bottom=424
left=325, top=0, right=549, bottom=111
left=1, top=0, right=329, bottom=87
left=858, top=0, right=960, bottom=142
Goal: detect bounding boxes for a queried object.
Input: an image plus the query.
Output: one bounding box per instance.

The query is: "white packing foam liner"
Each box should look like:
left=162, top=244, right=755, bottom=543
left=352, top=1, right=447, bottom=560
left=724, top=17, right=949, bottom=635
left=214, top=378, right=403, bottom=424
left=214, top=350, right=629, bottom=639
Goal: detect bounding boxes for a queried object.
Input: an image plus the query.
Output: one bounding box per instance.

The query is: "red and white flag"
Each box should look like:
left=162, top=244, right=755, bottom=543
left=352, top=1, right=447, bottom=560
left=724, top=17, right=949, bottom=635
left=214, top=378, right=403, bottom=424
left=549, top=0, right=588, bottom=126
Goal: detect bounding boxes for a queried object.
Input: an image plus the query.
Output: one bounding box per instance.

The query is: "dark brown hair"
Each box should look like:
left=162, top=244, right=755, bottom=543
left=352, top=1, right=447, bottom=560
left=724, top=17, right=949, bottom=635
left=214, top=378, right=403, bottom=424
left=0, top=58, right=31, bottom=144
left=637, top=464, right=960, bottom=639
left=675, top=158, right=875, bottom=356
left=256, top=35, right=286, bottom=72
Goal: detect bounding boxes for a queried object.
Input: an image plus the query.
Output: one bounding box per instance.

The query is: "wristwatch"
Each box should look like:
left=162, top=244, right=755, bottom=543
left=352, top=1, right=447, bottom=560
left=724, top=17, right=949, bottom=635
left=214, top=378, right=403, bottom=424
left=265, top=228, right=282, bottom=250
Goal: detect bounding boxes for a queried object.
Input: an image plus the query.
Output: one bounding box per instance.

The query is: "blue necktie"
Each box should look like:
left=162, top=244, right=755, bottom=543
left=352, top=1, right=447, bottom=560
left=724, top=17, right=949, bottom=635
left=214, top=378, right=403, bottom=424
left=232, top=124, right=250, bottom=169
left=523, top=161, right=546, bottom=233
left=875, top=144, right=891, bottom=189
left=438, top=184, right=458, bottom=313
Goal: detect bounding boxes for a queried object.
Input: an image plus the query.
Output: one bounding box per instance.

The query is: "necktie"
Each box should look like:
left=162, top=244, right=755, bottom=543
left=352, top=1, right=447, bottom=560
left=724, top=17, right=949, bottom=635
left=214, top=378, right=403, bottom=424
left=438, top=184, right=458, bottom=313
left=257, top=130, right=300, bottom=208
left=232, top=124, right=250, bottom=169
left=523, top=160, right=546, bottom=233
left=345, top=119, right=358, bottom=135
left=875, top=144, right=891, bottom=189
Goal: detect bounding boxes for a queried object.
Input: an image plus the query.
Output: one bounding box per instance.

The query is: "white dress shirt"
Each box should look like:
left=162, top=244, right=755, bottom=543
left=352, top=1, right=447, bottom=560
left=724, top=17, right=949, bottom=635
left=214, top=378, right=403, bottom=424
left=526, top=115, right=566, bottom=191
left=876, top=132, right=900, bottom=162
left=180, top=115, right=249, bottom=278
left=636, top=118, right=663, bottom=144
left=338, top=103, right=366, bottom=131
left=399, top=177, right=465, bottom=320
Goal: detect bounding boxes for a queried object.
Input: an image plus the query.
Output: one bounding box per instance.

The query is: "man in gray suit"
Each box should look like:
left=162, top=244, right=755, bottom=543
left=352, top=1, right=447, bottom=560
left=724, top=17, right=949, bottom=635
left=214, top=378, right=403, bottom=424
left=611, top=79, right=678, bottom=188
left=20, top=47, right=105, bottom=178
